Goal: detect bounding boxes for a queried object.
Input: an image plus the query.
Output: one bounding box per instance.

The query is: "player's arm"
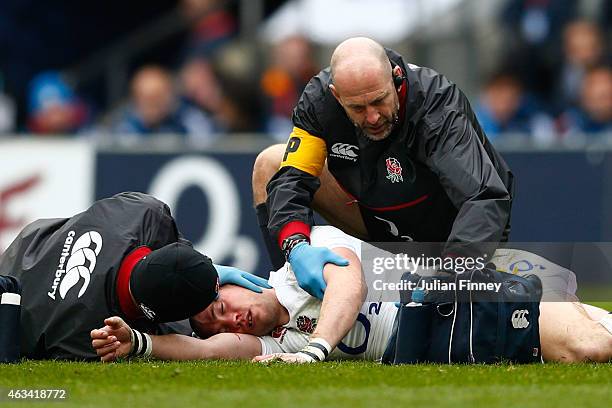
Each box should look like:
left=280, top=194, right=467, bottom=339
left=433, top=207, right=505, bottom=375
left=91, top=316, right=262, bottom=362
left=255, top=246, right=365, bottom=364
left=149, top=332, right=262, bottom=361
left=312, top=247, right=366, bottom=348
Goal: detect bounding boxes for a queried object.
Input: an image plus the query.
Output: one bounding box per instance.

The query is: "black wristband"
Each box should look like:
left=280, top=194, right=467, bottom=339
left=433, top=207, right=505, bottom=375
left=281, top=233, right=309, bottom=261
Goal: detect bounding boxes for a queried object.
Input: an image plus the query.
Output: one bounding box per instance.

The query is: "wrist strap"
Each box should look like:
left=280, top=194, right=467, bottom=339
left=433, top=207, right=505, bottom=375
left=298, top=338, right=332, bottom=362
left=129, top=329, right=153, bottom=358
left=142, top=333, right=152, bottom=358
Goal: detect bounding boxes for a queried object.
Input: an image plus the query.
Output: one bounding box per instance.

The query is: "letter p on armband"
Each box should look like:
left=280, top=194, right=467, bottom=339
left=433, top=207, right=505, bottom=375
left=280, top=127, right=326, bottom=177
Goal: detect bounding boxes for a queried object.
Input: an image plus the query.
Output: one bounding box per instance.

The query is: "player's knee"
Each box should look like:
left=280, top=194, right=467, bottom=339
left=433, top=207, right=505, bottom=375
left=562, top=336, right=611, bottom=363
left=253, top=146, right=284, bottom=183
left=252, top=144, right=285, bottom=204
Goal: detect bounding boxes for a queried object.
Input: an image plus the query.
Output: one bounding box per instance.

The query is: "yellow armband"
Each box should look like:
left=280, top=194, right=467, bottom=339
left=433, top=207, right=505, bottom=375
left=280, top=127, right=327, bottom=177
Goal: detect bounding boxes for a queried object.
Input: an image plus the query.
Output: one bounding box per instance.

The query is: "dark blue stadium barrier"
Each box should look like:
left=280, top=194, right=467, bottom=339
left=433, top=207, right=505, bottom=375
left=504, top=151, right=612, bottom=242
left=95, top=152, right=274, bottom=277
left=95, top=149, right=612, bottom=277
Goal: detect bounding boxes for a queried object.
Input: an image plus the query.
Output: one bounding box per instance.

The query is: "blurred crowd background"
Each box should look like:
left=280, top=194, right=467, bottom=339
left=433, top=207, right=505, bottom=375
left=0, top=0, right=610, bottom=147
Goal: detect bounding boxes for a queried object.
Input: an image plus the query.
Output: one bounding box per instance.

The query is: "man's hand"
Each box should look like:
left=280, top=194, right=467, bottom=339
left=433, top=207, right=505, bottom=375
left=214, top=265, right=271, bottom=293
left=252, top=353, right=314, bottom=364
left=90, top=316, right=132, bottom=362
left=288, top=242, right=349, bottom=299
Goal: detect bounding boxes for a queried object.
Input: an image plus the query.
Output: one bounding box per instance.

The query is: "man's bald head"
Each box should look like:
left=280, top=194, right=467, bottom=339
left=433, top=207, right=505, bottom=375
left=330, top=37, right=392, bottom=95
left=328, top=37, right=400, bottom=141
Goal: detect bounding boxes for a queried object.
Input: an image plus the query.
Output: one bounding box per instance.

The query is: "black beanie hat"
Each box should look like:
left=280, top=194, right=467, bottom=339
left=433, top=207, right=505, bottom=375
left=129, top=242, right=219, bottom=322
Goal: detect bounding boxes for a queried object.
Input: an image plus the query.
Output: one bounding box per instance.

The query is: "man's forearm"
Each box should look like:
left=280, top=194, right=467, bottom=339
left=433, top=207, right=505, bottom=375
left=149, top=334, right=209, bottom=360
left=149, top=333, right=262, bottom=361
left=311, top=248, right=365, bottom=348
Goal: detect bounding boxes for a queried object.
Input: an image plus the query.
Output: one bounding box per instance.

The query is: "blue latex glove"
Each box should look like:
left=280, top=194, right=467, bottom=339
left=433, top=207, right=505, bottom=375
left=288, top=242, right=349, bottom=300
left=214, top=264, right=271, bottom=293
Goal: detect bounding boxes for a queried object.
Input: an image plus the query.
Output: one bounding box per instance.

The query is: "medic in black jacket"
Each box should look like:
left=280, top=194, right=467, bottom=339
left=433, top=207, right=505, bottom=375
left=0, top=192, right=269, bottom=360
left=254, top=37, right=514, bottom=299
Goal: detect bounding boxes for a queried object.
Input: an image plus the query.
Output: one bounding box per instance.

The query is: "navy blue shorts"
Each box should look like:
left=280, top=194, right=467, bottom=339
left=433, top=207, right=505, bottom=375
left=383, top=269, right=542, bottom=364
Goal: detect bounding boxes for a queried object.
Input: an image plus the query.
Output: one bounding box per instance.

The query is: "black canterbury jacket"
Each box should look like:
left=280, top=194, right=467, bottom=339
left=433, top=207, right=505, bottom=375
left=0, top=192, right=191, bottom=360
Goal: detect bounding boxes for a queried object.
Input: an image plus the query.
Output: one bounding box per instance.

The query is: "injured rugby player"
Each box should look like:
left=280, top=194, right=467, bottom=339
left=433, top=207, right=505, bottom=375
left=91, top=226, right=612, bottom=364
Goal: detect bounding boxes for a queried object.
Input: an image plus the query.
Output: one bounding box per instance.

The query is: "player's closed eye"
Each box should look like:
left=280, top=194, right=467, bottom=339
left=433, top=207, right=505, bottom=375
left=215, top=301, right=223, bottom=317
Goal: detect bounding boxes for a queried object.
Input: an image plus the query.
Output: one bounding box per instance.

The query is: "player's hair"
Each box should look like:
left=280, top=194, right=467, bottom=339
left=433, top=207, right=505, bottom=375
left=189, top=316, right=213, bottom=339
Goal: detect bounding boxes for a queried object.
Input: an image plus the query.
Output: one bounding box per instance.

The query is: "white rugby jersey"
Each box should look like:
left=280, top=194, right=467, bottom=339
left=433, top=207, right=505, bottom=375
left=258, top=226, right=398, bottom=361
left=491, top=248, right=577, bottom=300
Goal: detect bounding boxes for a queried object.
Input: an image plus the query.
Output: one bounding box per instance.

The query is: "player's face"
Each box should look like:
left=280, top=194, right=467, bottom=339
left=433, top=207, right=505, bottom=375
left=190, top=285, right=280, bottom=338
left=334, top=75, right=400, bottom=141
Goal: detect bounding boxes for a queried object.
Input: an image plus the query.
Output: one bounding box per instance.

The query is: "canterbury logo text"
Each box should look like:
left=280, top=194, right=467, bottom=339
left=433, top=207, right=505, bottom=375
left=511, top=309, right=530, bottom=329
left=330, top=143, right=359, bottom=161
left=47, top=231, right=103, bottom=300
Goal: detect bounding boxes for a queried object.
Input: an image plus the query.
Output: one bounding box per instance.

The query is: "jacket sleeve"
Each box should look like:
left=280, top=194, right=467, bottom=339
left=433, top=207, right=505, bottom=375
left=266, top=127, right=327, bottom=246
left=422, top=109, right=511, bottom=259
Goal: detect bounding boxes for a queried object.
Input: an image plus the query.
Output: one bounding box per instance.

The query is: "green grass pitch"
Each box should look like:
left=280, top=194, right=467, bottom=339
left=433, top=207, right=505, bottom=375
left=2, top=303, right=611, bottom=407
left=1, top=360, right=611, bottom=408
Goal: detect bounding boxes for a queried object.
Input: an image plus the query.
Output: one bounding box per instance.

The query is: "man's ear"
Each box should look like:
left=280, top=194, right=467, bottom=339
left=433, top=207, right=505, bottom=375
left=392, top=65, right=404, bottom=91
left=329, top=84, right=341, bottom=103
left=392, top=65, right=402, bottom=78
